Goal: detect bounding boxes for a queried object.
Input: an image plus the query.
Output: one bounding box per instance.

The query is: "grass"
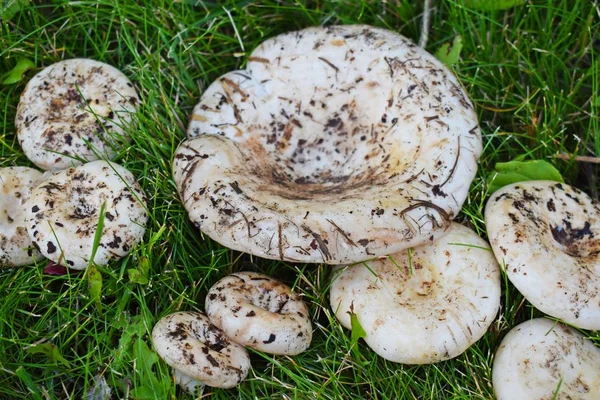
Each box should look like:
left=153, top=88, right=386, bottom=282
left=1, top=0, right=599, bottom=398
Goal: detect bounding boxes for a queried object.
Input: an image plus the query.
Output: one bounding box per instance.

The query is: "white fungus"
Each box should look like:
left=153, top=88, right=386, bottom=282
left=25, top=160, right=147, bottom=270
left=205, top=271, right=312, bottom=355
left=173, top=25, right=482, bottom=264
left=0, top=167, right=45, bottom=266
left=16, top=58, right=139, bottom=170
left=329, top=222, right=500, bottom=364
left=485, top=180, right=600, bottom=330
left=152, top=311, right=251, bottom=391
left=493, top=318, right=600, bottom=400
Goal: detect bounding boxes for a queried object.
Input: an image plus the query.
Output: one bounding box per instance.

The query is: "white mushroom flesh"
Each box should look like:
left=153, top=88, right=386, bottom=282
left=174, top=25, right=482, bottom=264
left=330, top=222, right=500, bottom=364
left=16, top=58, right=139, bottom=170
left=485, top=181, right=600, bottom=330
left=205, top=271, right=312, bottom=355
left=151, top=311, right=251, bottom=389
left=0, top=167, right=45, bottom=266
left=25, top=160, right=147, bottom=269
left=493, top=318, right=600, bottom=400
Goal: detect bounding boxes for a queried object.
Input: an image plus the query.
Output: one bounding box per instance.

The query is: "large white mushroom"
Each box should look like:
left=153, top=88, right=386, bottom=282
left=329, top=222, right=500, bottom=364
left=173, top=24, right=482, bottom=264
left=25, top=160, right=147, bottom=269
left=16, top=58, right=139, bottom=170
left=205, top=271, right=312, bottom=355
left=0, top=167, right=45, bottom=266
left=493, top=318, right=600, bottom=399
left=485, top=181, right=600, bottom=330
left=152, top=311, right=251, bottom=392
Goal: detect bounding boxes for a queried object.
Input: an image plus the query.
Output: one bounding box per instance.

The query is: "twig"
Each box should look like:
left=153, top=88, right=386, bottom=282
left=554, top=153, right=600, bottom=164
left=419, top=0, right=432, bottom=48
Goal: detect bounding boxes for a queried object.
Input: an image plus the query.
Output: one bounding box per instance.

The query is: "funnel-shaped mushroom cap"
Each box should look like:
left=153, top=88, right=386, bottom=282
left=492, top=318, right=600, bottom=400
left=173, top=25, right=481, bottom=264
left=330, top=222, right=500, bottom=363
left=485, top=181, right=600, bottom=330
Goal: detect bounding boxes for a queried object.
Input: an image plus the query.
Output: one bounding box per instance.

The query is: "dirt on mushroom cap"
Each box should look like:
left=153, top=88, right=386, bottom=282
left=174, top=25, right=482, bottom=265
left=492, top=318, right=600, bottom=400
left=25, top=160, right=148, bottom=270
left=329, top=222, right=500, bottom=364
left=151, top=311, right=251, bottom=389
left=16, top=58, right=139, bottom=171
left=0, top=167, right=45, bottom=267
left=205, top=271, right=312, bottom=355
left=485, top=180, right=600, bottom=330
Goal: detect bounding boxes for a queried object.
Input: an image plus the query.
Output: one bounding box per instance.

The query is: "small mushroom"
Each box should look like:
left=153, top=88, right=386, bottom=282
left=492, top=318, right=600, bottom=399
left=25, top=160, right=148, bottom=269
left=0, top=167, right=45, bottom=266
left=205, top=271, right=312, bottom=355
left=485, top=181, right=600, bottom=330
left=173, top=24, right=482, bottom=264
left=329, top=222, right=500, bottom=364
left=16, top=58, right=139, bottom=170
left=151, top=311, right=251, bottom=391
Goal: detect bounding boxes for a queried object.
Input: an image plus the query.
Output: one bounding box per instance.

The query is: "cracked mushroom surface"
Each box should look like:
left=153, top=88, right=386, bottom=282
left=152, top=311, right=251, bottom=391
left=329, top=222, right=500, bottom=364
left=25, top=160, right=147, bottom=270
left=205, top=271, right=312, bottom=355
left=492, top=318, right=600, bottom=400
left=16, top=58, right=139, bottom=170
left=0, top=167, right=45, bottom=266
left=485, top=181, right=600, bottom=330
left=173, top=25, right=482, bottom=264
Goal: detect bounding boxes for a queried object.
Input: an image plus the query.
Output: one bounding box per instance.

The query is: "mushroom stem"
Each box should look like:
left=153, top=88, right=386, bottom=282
left=173, top=369, right=206, bottom=396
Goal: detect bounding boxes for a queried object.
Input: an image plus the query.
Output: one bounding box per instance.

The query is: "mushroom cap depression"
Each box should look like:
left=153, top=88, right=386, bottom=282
left=25, top=160, right=147, bottom=269
left=0, top=167, right=45, bottom=266
left=16, top=58, right=139, bottom=170
left=329, top=222, right=500, bottom=364
left=205, top=271, right=312, bottom=355
left=492, top=318, right=600, bottom=400
left=485, top=181, right=600, bottom=330
left=173, top=25, right=482, bottom=265
left=152, top=311, right=251, bottom=389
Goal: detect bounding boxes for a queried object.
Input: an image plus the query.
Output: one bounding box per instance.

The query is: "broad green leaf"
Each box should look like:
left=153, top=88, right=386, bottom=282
left=0, top=0, right=31, bottom=22
left=87, top=264, right=103, bottom=315
left=487, top=158, right=564, bottom=194
left=113, top=315, right=146, bottom=367
left=463, top=0, right=525, bottom=11
left=2, top=57, right=35, bottom=85
left=434, top=35, right=463, bottom=67
left=130, top=339, right=171, bottom=399
left=26, top=343, right=71, bottom=368
left=347, top=303, right=368, bottom=365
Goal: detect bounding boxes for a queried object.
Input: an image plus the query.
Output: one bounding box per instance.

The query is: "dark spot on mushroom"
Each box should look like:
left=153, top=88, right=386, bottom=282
left=205, top=353, right=219, bottom=367
left=47, top=242, right=57, bottom=254
left=32, top=205, right=39, bottom=213
left=246, top=310, right=256, bottom=317
left=263, top=333, right=276, bottom=344
left=547, top=198, right=556, bottom=212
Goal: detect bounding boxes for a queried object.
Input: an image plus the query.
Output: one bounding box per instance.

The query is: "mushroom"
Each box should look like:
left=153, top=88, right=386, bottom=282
left=16, top=58, right=139, bottom=170
left=173, top=24, right=481, bottom=264
left=484, top=181, right=600, bottom=330
left=492, top=318, right=600, bottom=399
left=329, top=222, right=500, bottom=364
left=0, top=167, right=45, bottom=266
left=205, top=271, right=312, bottom=355
left=25, top=160, right=147, bottom=269
left=151, top=311, right=251, bottom=392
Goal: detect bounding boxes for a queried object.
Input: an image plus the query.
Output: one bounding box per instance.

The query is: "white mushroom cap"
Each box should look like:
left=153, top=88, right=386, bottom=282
left=25, top=160, right=147, bottom=269
left=485, top=181, right=600, bottom=330
left=151, top=311, right=251, bottom=390
left=174, top=24, right=482, bottom=264
left=205, top=271, right=312, bottom=355
left=0, top=167, right=45, bottom=266
left=16, top=58, right=139, bottom=170
left=493, top=318, right=600, bottom=400
left=330, top=222, right=500, bottom=364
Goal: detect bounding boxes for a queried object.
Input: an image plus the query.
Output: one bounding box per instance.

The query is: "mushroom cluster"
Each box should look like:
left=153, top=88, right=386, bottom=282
left=152, top=272, right=312, bottom=393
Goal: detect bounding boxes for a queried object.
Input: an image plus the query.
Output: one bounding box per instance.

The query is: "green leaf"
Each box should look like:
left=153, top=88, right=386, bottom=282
left=487, top=158, right=564, bottom=194
left=434, top=35, right=463, bottom=67
left=87, top=264, right=103, bottom=316
left=0, top=0, right=31, bottom=22
left=128, top=225, right=165, bottom=285
left=462, top=0, right=525, bottom=10
left=26, top=343, right=71, bottom=368
left=347, top=302, right=368, bottom=365
left=89, top=202, right=107, bottom=265
left=2, top=57, right=35, bottom=85
left=14, top=367, right=43, bottom=400
left=130, top=338, right=171, bottom=399
left=113, top=315, right=146, bottom=367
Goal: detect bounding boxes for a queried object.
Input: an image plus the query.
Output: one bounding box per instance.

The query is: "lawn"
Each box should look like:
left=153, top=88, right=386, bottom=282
left=1, top=0, right=599, bottom=399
